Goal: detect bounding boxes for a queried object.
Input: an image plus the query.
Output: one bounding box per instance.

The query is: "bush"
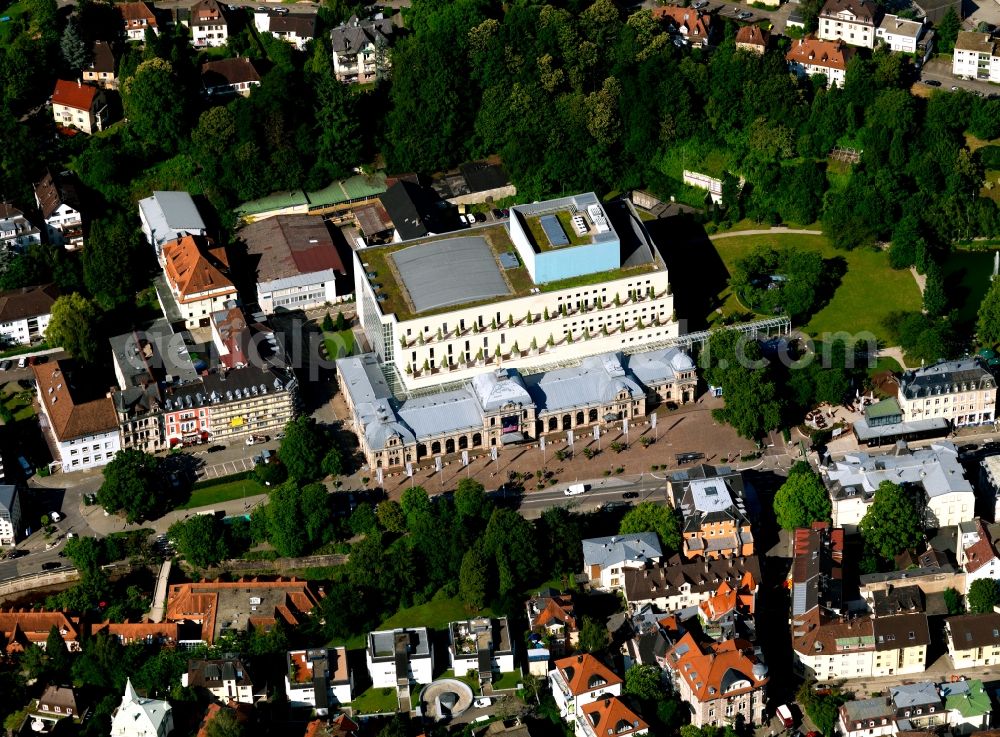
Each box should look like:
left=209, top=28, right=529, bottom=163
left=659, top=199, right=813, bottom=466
left=979, top=145, right=1000, bottom=169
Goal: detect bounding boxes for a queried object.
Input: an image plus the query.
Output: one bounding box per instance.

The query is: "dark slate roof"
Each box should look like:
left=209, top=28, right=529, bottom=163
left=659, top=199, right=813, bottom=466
left=0, top=485, right=17, bottom=515
left=379, top=180, right=431, bottom=241
left=330, top=15, right=393, bottom=54
left=898, top=357, right=995, bottom=400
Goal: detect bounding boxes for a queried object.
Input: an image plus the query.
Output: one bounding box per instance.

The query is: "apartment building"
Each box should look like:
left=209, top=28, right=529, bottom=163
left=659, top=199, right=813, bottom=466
left=285, top=648, right=353, bottom=713
left=254, top=11, right=315, bottom=50
left=50, top=79, right=108, bottom=135
left=0, top=283, right=57, bottom=346
left=0, top=202, right=41, bottom=252
left=448, top=617, right=516, bottom=688
left=980, top=455, right=1000, bottom=521
left=664, top=633, right=768, bottom=727
left=184, top=658, right=257, bottom=704
left=897, top=357, right=997, bottom=428
left=823, top=441, right=974, bottom=531
left=876, top=14, right=930, bottom=55
left=189, top=0, right=231, bottom=47
left=668, top=464, right=754, bottom=559
left=947, top=612, right=1000, bottom=668
left=0, top=485, right=22, bottom=546
left=549, top=653, right=623, bottom=718
left=330, top=16, right=393, bottom=83
left=623, top=555, right=760, bottom=615
left=582, top=533, right=663, bottom=591
left=366, top=628, right=433, bottom=689
left=954, top=32, right=1000, bottom=83
left=159, top=235, right=237, bottom=329
left=34, top=170, right=84, bottom=249
left=111, top=680, right=173, bottom=737
left=119, top=1, right=158, bottom=40
left=785, top=36, right=854, bottom=87
left=818, top=0, right=883, bottom=48
left=958, top=519, right=1000, bottom=595
left=33, top=360, right=121, bottom=473
left=355, top=193, right=678, bottom=393
left=839, top=680, right=989, bottom=737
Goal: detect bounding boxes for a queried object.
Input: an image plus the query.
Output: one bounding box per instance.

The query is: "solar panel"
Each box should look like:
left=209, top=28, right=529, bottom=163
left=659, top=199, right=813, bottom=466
left=540, top=214, right=569, bottom=247
left=498, top=251, right=519, bottom=270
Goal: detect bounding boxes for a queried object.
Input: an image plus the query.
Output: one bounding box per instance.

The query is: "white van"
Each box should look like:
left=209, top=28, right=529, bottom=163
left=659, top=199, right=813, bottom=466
left=564, top=483, right=589, bottom=496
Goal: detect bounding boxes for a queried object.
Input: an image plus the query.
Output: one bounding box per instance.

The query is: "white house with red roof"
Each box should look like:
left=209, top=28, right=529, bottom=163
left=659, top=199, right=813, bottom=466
left=549, top=653, right=623, bottom=719
left=576, top=696, right=649, bottom=737
left=958, top=519, right=1000, bottom=595
left=50, top=79, right=108, bottom=135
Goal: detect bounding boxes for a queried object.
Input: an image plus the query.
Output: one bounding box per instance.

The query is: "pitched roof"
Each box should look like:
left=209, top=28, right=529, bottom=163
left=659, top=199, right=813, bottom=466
left=623, top=554, right=761, bottom=606
left=378, top=180, right=431, bottom=241
left=653, top=5, right=712, bottom=41
left=51, top=80, right=100, bottom=111
left=113, top=678, right=172, bottom=736
left=553, top=653, right=622, bottom=696
left=201, top=57, right=261, bottom=88
left=948, top=612, right=1000, bottom=649
left=89, top=40, right=115, bottom=74
left=0, top=283, right=58, bottom=322
left=119, top=1, right=157, bottom=25
left=269, top=13, right=316, bottom=37
left=304, top=714, right=359, bottom=737
left=190, top=0, right=229, bottom=26
left=665, top=633, right=767, bottom=702
left=963, top=519, right=998, bottom=574
left=33, top=170, right=81, bottom=219
left=162, top=235, right=235, bottom=300
left=330, top=15, right=393, bottom=54
left=527, top=592, right=579, bottom=632
left=581, top=697, right=648, bottom=736
left=238, top=215, right=345, bottom=283
left=582, top=533, right=663, bottom=570
left=819, top=0, right=881, bottom=22
left=38, top=685, right=79, bottom=714
left=956, top=31, right=995, bottom=54
left=736, top=24, right=769, bottom=46
left=353, top=202, right=393, bottom=237
left=786, top=36, right=854, bottom=72
left=0, top=486, right=17, bottom=517
left=33, top=361, right=119, bottom=441
left=0, top=610, right=81, bottom=653
left=873, top=612, right=929, bottom=651
left=187, top=658, right=254, bottom=689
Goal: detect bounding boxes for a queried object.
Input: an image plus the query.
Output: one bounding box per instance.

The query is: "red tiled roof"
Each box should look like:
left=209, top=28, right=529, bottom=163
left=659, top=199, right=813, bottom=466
left=33, top=361, right=119, bottom=441
left=665, top=633, right=767, bottom=702
left=162, top=235, right=235, bottom=301
left=581, top=697, right=648, bottom=737
left=553, top=653, right=622, bottom=696
left=786, top=36, right=854, bottom=72
left=964, top=520, right=997, bottom=574
left=736, top=24, right=769, bottom=46
left=51, top=80, right=99, bottom=111
left=653, top=5, right=711, bottom=40
left=119, top=1, right=157, bottom=25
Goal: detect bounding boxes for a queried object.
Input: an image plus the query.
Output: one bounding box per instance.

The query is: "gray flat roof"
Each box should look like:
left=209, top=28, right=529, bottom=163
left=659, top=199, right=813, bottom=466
left=139, top=191, right=206, bottom=247
left=391, top=236, right=511, bottom=313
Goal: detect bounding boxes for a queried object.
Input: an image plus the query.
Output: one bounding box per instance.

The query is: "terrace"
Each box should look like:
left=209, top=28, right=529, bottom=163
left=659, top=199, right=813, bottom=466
left=523, top=210, right=595, bottom=252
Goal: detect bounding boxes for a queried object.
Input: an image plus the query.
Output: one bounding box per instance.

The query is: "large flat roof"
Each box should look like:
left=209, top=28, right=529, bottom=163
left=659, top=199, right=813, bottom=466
left=392, top=236, right=510, bottom=313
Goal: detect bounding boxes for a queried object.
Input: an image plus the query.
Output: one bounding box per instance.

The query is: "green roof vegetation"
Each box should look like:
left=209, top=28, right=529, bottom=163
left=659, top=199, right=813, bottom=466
left=946, top=681, right=991, bottom=717
left=524, top=210, right=592, bottom=252
left=865, top=397, right=901, bottom=420
left=237, top=189, right=309, bottom=217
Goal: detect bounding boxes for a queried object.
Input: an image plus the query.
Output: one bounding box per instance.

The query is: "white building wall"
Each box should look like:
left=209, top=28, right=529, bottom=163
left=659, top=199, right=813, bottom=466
left=0, top=313, right=51, bottom=346
left=548, top=669, right=622, bottom=719
left=192, top=24, right=228, bottom=47
left=928, top=491, right=975, bottom=529
left=57, top=430, right=121, bottom=473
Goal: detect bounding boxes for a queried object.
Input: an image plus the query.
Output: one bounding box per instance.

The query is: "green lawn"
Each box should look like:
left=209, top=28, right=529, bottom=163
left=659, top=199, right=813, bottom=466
left=323, top=329, right=355, bottom=360
left=868, top=356, right=902, bottom=376
left=493, top=670, right=522, bottom=690
left=0, top=0, right=30, bottom=42
left=1, top=383, right=35, bottom=422
left=339, top=594, right=492, bottom=649
left=707, top=233, right=922, bottom=344
left=441, top=669, right=481, bottom=692
left=350, top=686, right=399, bottom=715
left=178, top=477, right=267, bottom=510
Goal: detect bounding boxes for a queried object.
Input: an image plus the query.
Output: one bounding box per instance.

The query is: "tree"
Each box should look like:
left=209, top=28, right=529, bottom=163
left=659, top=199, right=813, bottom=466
left=454, top=478, right=490, bottom=522
left=46, top=293, right=99, bottom=362
left=321, top=446, right=343, bottom=477
left=978, top=277, right=1000, bottom=347
left=797, top=682, right=848, bottom=737
left=376, top=500, right=407, bottom=533
left=60, top=17, right=89, bottom=72
left=702, top=330, right=783, bottom=440
left=482, top=508, right=539, bottom=594
left=578, top=616, right=608, bottom=653
left=377, top=715, right=410, bottom=737
left=773, top=462, right=832, bottom=530
left=259, top=481, right=334, bottom=557
left=121, top=58, right=188, bottom=151
left=401, top=486, right=432, bottom=528
left=922, top=263, right=948, bottom=318
left=459, top=543, right=489, bottom=610
left=45, top=625, right=70, bottom=679
left=944, top=587, right=964, bottom=615
left=624, top=663, right=664, bottom=701
left=204, top=707, right=244, bottom=737
left=619, top=502, right=681, bottom=552
left=968, top=578, right=1000, bottom=613
left=83, top=215, right=143, bottom=310
left=168, top=515, right=228, bottom=568
left=97, top=449, right=164, bottom=523
left=858, top=480, right=924, bottom=561
left=278, top=416, right=328, bottom=482
left=937, top=7, right=960, bottom=53
left=321, top=312, right=334, bottom=331
left=349, top=503, right=378, bottom=536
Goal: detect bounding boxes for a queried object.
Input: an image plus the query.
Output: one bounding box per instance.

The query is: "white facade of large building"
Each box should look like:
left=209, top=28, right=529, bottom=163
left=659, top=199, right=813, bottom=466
left=356, top=194, right=678, bottom=393
left=366, top=628, right=433, bottom=689
left=817, top=0, right=881, bottom=48
left=876, top=14, right=927, bottom=54
left=954, top=32, right=1000, bottom=83
left=0, top=486, right=22, bottom=546
left=110, top=680, right=173, bottom=737
left=897, top=357, right=998, bottom=428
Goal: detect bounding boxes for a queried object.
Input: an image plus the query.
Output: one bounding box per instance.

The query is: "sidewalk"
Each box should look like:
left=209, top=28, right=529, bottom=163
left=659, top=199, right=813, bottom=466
left=82, top=492, right=269, bottom=537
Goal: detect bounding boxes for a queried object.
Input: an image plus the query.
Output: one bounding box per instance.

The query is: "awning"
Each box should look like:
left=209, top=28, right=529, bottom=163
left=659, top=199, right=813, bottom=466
left=604, top=412, right=619, bottom=422
left=500, top=432, right=525, bottom=444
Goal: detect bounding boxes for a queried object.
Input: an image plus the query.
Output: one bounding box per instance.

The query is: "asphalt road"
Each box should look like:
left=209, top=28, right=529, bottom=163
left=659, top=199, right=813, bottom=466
left=920, top=57, right=998, bottom=96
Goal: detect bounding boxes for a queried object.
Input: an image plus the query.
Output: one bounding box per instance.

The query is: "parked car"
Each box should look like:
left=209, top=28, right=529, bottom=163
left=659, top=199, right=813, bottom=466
left=49, top=511, right=62, bottom=522
left=207, top=444, right=226, bottom=453
left=17, top=357, right=26, bottom=369
left=951, top=85, right=960, bottom=91
left=462, top=213, right=476, bottom=225
left=776, top=704, right=795, bottom=730
left=692, top=0, right=708, bottom=7
left=245, top=435, right=267, bottom=446
left=273, top=6, right=288, bottom=13
left=737, top=10, right=752, bottom=19
left=0, top=360, right=10, bottom=371
left=41, top=561, right=62, bottom=570
left=622, top=491, right=639, bottom=499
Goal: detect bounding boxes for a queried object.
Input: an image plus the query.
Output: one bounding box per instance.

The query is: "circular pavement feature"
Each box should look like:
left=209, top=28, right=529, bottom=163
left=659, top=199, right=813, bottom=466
left=420, top=679, right=475, bottom=720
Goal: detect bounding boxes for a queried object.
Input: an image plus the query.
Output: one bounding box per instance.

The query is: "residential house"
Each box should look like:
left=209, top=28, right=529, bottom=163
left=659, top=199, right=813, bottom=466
left=877, top=14, right=931, bottom=56
left=840, top=681, right=991, bottom=737
left=201, top=57, right=262, bottom=97
left=163, top=577, right=322, bottom=644
left=839, top=697, right=895, bottom=737
left=940, top=679, right=992, bottom=733
left=302, top=715, right=360, bottom=737
left=189, top=0, right=231, bottom=48
left=735, top=24, right=769, bottom=54
left=582, top=533, right=663, bottom=591
left=981, top=455, right=1000, bottom=521
left=366, top=628, right=434, bottom=689
left=0, top=610, right=82, bottom=654
left=785, top=36, right=854, bottom=87
left=526, top=590, right=579, bottom=673
left=664, top=633, right=768, bottom=728
left=378, top=179, right=436, bottom=242
left=33, top=360, right=121, bottom=473
left=823, top=441, right=975, bottom=531
left=50, top=79, right=108, bottom=135
left=0, top=284, right=57, bottom=346
left=958, top=519, right=1000, bottom=595
left=620, top=609, right=682, bottom=671
left=946, top=612, right=1000, bottom=668
left=82, top=40, right=117, bottom=89
left=236, top=215, right=348, bottom=314
left=818, top=0, right=883, bottom=48
left=352, top=202, right=394, bottom=247
left=622, top=554, right=760, bottom=615
left=34, top=170, right=84, bottom=249
left=285, top=648, right=353, bottom=714
left=0, top=202, right=41, bottom=252
left=668, top=464, right=754, bottom=560
left=548, top=653, right=623, bottom=719
left=448, top=617, right=516, bottom=688
left=184, top=658, right=257, bottom=704
left=255, top=11, right=315, bottom=50
left=890, top=682, right=946, bottom=731
left=330, top=15, right=393, bottom=83
left=159, top=235, right=237, bottom=329
left=575, top=696, right=649, bottom=737
left=110, top=679, right=173, bottom=737
left=138, top=191, right=207, bottom=260
left=35, top=685, right=81, bottom=721
left=119, top=1, right=158, bottom=41
left=954, top=32, right=1000, bottom=82
left=0, top=485, right=22, bottom=546
left=897, top=357, right=997, bottom=428
left=652, top=5, right=713, bottom=47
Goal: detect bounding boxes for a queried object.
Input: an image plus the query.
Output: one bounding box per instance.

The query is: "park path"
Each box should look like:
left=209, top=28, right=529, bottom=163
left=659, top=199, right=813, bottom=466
left=708, top=228, right=823, bottom=239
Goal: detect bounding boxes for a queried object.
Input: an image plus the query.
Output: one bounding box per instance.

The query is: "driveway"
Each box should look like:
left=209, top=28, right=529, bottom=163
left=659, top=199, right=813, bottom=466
left=920, top=57, right=998, bottom=96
